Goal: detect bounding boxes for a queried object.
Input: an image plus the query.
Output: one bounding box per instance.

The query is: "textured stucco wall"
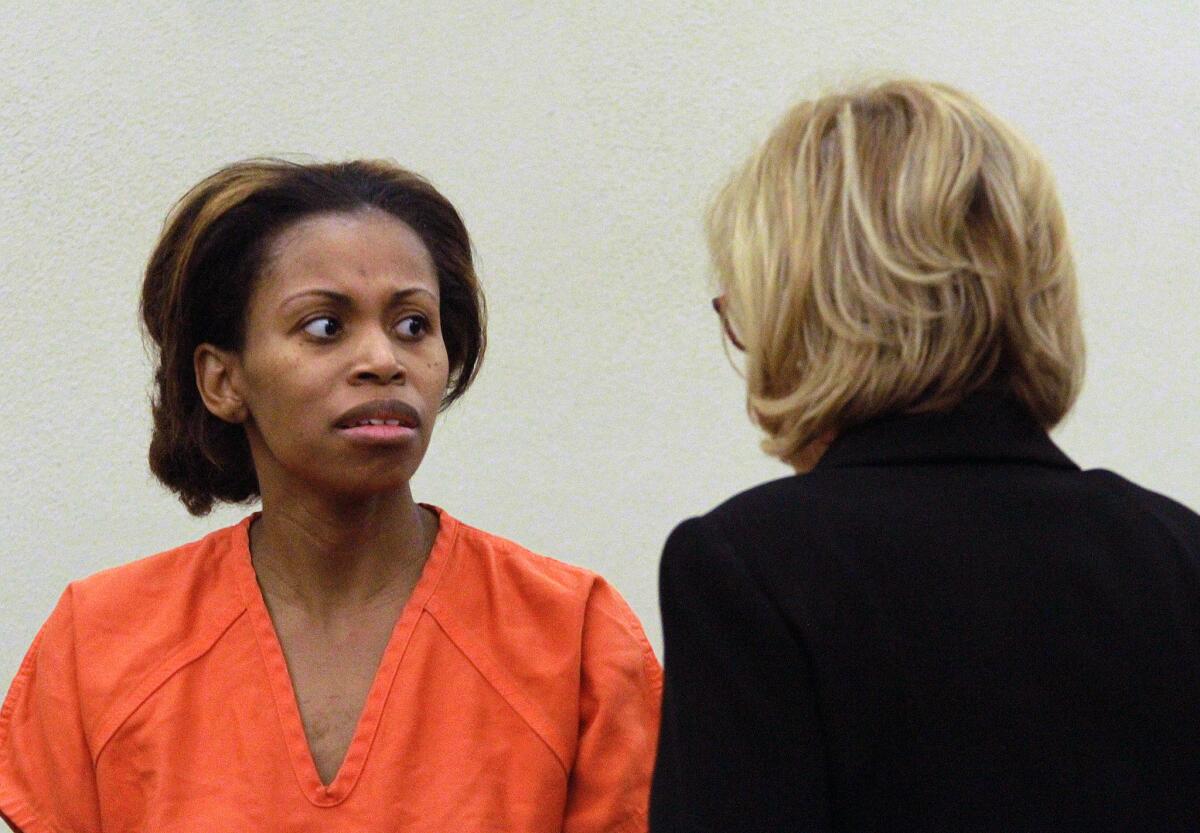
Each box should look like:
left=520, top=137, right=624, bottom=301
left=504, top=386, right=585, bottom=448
left=2, top=2, right=1197, bottom=686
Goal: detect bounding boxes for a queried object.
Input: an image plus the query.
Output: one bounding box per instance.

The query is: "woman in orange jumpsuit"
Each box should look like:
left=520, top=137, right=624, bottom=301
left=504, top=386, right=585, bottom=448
left=0, top=159, right=661, bottom=832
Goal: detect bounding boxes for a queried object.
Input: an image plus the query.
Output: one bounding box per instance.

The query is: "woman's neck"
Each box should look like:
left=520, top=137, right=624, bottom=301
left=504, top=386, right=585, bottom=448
left=248, top=485, right=437, bottom=622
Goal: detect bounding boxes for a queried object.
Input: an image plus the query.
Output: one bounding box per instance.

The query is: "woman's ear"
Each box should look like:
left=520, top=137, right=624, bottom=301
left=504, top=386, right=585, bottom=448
left=194, top=344, right=248, bottom=424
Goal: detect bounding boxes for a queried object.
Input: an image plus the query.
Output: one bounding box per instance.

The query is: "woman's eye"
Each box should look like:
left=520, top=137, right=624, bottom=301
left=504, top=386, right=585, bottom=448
left=302, top=317, right=341, bottom=339
left=396, top=315, right=429, bottom=339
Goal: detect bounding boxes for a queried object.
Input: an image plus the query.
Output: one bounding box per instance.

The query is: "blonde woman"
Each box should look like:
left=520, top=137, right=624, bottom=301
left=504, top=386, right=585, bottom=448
left=650, top=80, right=1200, bottom=831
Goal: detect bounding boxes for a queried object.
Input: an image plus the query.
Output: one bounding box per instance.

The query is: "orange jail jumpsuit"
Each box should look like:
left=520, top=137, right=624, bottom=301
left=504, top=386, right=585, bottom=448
left=0, top=507, right=662, bottom=832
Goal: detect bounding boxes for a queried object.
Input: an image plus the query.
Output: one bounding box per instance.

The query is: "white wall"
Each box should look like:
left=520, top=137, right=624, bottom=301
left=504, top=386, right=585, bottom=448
left=2, top=1, right=1197, bottom=686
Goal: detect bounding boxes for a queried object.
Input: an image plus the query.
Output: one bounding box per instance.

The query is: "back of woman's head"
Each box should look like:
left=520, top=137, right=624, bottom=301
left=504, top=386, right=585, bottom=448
left=708, top=79, right=1084, bottom=463
left=142, top=159, right=486, bottom=515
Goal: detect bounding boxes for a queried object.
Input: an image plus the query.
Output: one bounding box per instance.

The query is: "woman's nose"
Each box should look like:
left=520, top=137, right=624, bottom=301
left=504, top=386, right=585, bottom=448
left=352, top=328, right=405, bottom=384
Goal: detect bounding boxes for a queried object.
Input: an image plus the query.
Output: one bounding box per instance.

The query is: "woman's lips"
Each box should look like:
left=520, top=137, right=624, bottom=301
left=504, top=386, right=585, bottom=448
left=335, top=399, right=421, bottom=444
left=339, top=422, right=418, bottom=443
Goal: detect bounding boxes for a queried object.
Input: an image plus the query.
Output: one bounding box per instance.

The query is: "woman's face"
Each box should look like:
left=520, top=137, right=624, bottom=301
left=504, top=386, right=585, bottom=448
left=210, top=209, right=450, bottom=502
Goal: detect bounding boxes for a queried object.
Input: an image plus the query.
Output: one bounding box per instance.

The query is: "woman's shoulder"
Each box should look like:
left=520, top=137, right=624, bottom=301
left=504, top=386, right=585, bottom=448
left=1078, top=468, right=1200, bottom=548
left=48, top=520, right=249, bottom=696
left=7, top=519, right=254, bottom=755
left=426, top=511, right=659, bottom=761
left=677, top=473, right=833, bottom=541
left=436, top=510, right=602, bottom=601
left=68, top=517, right=251, bottom=627
left=429, top=508, right=652, bottom=659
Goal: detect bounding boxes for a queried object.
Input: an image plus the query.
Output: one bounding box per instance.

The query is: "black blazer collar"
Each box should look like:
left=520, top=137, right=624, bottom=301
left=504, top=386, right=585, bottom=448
left=816, top=389, right=1079, bottom=471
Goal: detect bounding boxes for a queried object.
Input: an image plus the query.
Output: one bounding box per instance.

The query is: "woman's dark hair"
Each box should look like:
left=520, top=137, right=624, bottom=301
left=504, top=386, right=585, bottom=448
left=141, top=158, right=487, bottom=516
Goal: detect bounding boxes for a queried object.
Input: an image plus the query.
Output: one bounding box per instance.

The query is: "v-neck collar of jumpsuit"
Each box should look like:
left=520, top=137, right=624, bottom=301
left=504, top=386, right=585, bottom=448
left=233, top=507, right=454, bottom=806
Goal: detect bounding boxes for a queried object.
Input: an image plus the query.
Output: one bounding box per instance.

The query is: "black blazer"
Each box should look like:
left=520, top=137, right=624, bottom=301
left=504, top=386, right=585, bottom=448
left=650, top=391, right=1200, bottom=832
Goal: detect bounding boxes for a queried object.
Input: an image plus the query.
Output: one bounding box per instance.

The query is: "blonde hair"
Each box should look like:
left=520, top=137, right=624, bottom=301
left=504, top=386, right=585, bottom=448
left=708, top=79, right=1084, bottom=463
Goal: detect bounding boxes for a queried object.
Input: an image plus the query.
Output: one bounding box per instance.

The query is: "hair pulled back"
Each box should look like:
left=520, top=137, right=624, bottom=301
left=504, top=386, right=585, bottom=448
left=142, top=159, right=486, bottom=515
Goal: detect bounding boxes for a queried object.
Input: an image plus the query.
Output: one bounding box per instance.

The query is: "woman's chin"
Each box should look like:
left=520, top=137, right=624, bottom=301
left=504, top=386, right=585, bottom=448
left=294, top=467, right=420, bottom=505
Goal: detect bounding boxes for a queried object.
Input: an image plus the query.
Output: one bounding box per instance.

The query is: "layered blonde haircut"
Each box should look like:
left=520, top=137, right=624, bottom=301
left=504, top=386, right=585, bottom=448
left=708, top=79, right=1084, bottom=463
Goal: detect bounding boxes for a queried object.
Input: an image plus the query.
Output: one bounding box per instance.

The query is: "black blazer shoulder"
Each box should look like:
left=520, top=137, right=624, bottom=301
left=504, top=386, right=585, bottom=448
left=681, top=391, right=1199, bottom=585
left=652, top=390, right=1200, bottom=833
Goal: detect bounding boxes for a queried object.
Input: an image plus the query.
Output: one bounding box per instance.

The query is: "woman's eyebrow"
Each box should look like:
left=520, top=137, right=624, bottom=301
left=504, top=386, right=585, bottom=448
left=388, top=287, right=438, bottom=305
left=279, top=288, right=352, bottom=311
left=279, top=286, right=438, bottom=312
